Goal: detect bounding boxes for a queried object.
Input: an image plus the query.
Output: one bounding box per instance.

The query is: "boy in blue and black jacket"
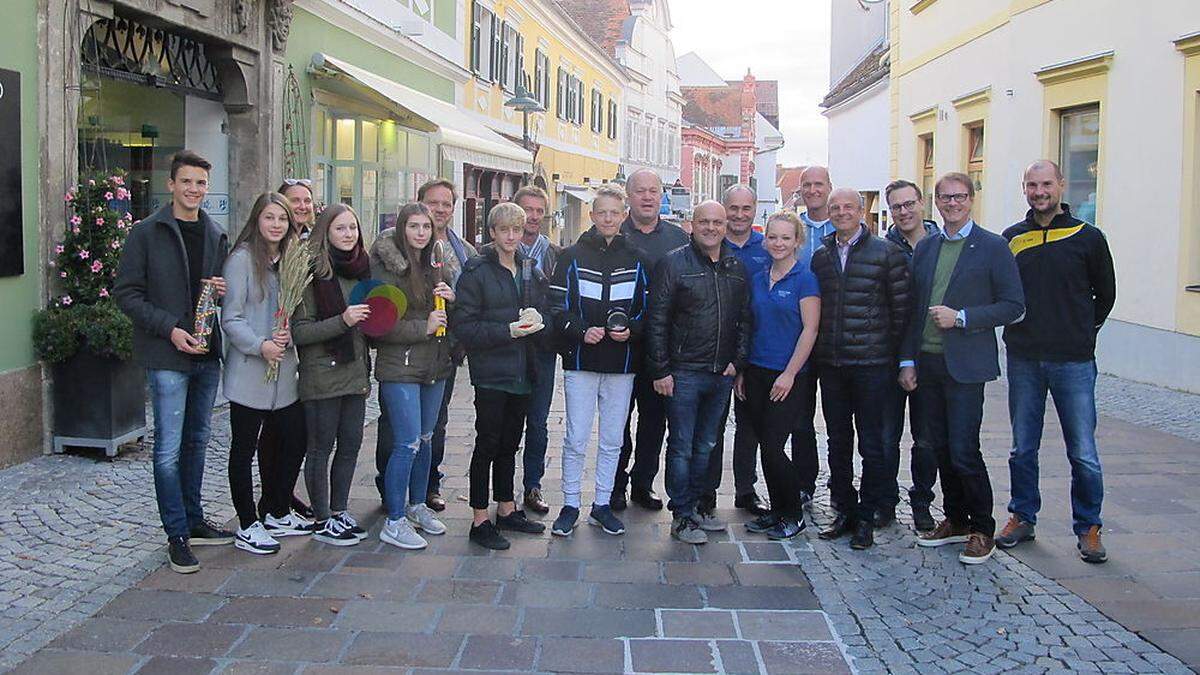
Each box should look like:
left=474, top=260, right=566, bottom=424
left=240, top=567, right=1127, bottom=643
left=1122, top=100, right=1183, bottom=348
left=547, top=187, right=650, bottom=537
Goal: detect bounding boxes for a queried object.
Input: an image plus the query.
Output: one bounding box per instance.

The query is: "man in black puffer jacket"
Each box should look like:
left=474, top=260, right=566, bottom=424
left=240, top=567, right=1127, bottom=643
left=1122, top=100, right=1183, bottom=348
left=646, top=200, right=751, bottom=545
left=810, top=188, right=911, bottom=551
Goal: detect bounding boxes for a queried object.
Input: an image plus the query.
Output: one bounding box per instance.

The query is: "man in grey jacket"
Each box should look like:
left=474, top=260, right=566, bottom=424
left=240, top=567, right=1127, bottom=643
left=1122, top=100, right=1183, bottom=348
left=114, top=151, right=233, bottom=574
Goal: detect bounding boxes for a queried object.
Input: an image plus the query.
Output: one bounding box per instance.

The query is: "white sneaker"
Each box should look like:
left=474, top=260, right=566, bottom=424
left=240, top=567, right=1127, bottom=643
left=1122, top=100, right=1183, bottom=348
left=695, top=510, right=727, bottom=532
left=313, top=518, right=360, bottom=547
left=406, top=503, right=447, bottom=535
left=263, top=511, right=316, bottom=537
left=235, top=522, right=281, bottom=555
left=380, top=517, right=427, bottom=550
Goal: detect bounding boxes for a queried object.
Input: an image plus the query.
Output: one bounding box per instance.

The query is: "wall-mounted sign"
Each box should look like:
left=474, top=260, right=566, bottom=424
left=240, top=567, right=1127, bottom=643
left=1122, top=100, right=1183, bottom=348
left=0, top=68, right=23, bottom=278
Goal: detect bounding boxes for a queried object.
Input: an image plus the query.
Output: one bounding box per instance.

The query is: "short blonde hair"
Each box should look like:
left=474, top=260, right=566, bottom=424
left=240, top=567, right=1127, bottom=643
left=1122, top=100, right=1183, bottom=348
left=489, top=201, right=525, bottom=230
left=513, top=185, right=549, bottom=207
left=765, top=210, right=805, bottom=246
left=593, top=185, right=626, bottom=207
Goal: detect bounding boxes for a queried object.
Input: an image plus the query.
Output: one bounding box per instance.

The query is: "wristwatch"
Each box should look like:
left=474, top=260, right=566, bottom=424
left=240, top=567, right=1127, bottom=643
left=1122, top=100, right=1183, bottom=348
left=954, top=314, right=965, bottom=329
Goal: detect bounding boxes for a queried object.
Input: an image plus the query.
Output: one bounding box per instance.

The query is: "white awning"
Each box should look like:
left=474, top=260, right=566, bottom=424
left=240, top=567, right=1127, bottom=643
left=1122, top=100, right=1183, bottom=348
left=563, top=186, right=595, bottom=203
left=317, top=54, right=532, bottom=175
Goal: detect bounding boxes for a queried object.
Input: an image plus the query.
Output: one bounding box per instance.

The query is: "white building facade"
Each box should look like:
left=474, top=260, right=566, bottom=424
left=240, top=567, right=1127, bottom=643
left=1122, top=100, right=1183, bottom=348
left=617, top=0, right=684, bottom=184
left=822, top=0, right=890, bottom=230
left=892, top=0, right=1200, bottom=392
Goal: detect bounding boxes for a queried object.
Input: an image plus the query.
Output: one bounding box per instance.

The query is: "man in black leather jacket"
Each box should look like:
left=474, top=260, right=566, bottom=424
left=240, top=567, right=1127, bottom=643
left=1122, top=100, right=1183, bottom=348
left=646, top=201, right=751, bottom=545
left=809, top=188, right=911, bottom=551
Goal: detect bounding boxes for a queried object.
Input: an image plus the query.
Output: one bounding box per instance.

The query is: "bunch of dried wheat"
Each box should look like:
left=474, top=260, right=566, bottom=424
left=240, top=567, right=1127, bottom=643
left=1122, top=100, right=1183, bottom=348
left=266, top=235, right=313, bottom=381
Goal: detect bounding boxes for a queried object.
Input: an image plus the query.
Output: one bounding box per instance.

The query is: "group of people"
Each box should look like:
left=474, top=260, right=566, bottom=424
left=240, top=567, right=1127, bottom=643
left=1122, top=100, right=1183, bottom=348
left=114, top=149, right=1114, bottom=575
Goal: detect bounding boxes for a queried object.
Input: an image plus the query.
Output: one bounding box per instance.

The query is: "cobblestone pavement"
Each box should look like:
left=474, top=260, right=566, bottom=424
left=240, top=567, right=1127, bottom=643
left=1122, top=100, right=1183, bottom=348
left=1, top=368, right=1198, bottom=673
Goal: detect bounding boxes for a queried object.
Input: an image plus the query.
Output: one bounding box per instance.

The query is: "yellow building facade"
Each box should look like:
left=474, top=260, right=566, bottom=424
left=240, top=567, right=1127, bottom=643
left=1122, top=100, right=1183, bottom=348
left=462, top=0, right=625, bottom=245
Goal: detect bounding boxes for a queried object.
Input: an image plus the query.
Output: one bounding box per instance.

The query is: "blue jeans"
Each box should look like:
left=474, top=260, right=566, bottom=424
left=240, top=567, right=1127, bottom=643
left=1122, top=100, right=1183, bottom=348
left=147, top=360, right=222, bottom=538
left=522, top=349, right=557, bottom=492
left=381, top=379, right=447, bottom=520
left=664, top=370, right=734, bottom=519
left=1006, top=356, right=1104, bottom=535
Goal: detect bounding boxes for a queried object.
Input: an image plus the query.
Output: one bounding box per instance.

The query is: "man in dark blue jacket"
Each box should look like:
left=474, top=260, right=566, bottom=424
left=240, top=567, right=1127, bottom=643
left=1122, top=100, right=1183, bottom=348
left=881, top=180, right=940, bottom=532
left=996, top=160, right=1115, bottom=564
left=900, top=172, right=1024, bottom=565
left=114, top=150, right=232, bottom=574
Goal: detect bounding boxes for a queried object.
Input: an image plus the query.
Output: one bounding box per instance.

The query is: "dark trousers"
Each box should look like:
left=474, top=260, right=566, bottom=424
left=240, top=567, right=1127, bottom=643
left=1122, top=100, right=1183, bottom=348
left=229, top=401, right=306, bottom=529
left=702, top=394, right=759, bottom=509
left=615, top=371, right=668, bottom=496
left=881, top=379, right=938, bottom=508
left=256, top=403, right=307, bottom=519
left=429, top=367, right=458, bottom=494
left=743, top=366, right=812, bottom=519
left=304, top=394, right=366, bottom=522
left=791, top=372, right=820, bottom=497
left=470, top=387, right=531, bottom=510
left=916, top=352, right=994, bottom=536
left=818, top=364, right=891, bottom=524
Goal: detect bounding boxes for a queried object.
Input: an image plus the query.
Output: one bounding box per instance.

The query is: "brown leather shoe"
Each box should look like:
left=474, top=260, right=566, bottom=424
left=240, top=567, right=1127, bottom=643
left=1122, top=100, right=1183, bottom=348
left=1078, top=525, right=1107, bottom=563
left=524, top=488, right=550, bottom=514
left=959, top=533, right=996, bottom=565
left=425, top=492, right=446, bottom=512
left=915, top=519, right=970, bottom=548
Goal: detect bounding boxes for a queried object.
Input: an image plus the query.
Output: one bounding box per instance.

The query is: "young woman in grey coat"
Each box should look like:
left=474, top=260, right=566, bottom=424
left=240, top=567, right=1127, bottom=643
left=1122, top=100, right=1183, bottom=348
left=221, top=192, right=308, bottom=556
left=291, top=203, right=372, bottom=546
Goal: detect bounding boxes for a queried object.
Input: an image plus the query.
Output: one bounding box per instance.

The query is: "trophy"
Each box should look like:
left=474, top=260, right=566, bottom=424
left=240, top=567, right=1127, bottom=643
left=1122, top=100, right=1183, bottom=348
left=431, top=240, right=447, bottom=337
left=192, top=279, right=219, bottom=353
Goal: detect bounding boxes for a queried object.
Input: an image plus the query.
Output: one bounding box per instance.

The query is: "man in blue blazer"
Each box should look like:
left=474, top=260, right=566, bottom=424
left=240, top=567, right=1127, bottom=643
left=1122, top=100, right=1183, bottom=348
left=898, top=172, right=1024, bottom=565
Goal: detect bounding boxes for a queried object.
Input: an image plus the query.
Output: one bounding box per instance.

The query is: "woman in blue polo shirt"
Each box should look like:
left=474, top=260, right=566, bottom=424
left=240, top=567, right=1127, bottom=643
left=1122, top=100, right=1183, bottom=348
left=735, top=211, right=821, bottom=540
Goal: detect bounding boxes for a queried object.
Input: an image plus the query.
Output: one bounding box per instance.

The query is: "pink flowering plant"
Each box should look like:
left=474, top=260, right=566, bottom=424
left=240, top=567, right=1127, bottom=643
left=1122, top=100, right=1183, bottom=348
left=33, top=170, right=134, bottom=363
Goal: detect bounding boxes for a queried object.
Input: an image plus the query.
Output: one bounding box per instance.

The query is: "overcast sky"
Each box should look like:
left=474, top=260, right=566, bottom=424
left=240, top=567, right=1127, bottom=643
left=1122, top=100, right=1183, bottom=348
left=670, top=0, right=831, bottom=167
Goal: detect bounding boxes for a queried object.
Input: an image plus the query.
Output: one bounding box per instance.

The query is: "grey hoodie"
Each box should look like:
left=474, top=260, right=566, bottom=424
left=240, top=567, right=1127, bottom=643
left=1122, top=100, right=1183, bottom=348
left=220, top=246, right=300, bottom=410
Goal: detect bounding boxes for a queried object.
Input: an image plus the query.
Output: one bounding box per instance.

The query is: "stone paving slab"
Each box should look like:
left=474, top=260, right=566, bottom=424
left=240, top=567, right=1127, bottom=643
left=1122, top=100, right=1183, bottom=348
left=2, top=366, right=1199, bottom=672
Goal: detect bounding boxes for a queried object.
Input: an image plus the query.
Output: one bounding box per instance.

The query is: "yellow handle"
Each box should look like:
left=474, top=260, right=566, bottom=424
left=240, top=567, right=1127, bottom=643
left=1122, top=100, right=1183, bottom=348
left=434, top=295, right=446, bottom=337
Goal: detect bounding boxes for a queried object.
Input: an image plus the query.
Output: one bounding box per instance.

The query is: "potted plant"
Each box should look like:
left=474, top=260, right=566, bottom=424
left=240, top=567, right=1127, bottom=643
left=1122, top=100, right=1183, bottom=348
left=33, top=170, right=146, bottom=457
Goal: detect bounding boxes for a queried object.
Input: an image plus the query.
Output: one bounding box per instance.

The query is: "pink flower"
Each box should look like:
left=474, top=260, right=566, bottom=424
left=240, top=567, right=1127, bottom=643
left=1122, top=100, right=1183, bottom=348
left=59, top=271, right=67, bottom=278
left=78, top=249, right=90, bottom=260
left=109, top=240, right=120, bottom=250
left=64, top=192, right=74, bottom=203
left=116, top=188, right=130, bottom=200
left=61, top=295, right=73, bottom=306
left=104, top=192, right=114, bottom=200
left=113, top=176, right=125, bottom=186
left=99, top=288, right=110, bottom=298
left=95, top=217, right=104, bottom=226
left=124, top=212, right=132, bottom=220
left=69, top=215, right=81, bottom=226
left=87, top=179, right=95, bottom=186
left=71, top=227, right=80, bottom=235
left=54, top=244, right=64, bottom=254
left=90, top=260, right=103, bottom=273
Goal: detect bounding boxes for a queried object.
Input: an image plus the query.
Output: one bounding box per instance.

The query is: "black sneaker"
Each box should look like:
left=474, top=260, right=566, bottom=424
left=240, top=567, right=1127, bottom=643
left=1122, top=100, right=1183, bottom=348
left=189, top=520, right=234, bottom=546
left=745, top=513, right=781, bottom=534
left=911, top=503, right=936, bottom=533
left=470, top=520, right=511, bottom=550
left=551, top=506, right=579, bottom=537
left=291, top=495, right=315, bottom=520
left=313, top=519, right=360, bottom=547
left=168, top=536, right=200, bottom=574
left=610, top=490, right=628, bottom=512
left=588, top=504, right=625, bottom=535
left=766, top=516, right=806, bottom=540
left=734, top=492, right=771, bottom=516
left=333, top=512, right=368, bottom=541
left=496, top=509, right=546, bottom=534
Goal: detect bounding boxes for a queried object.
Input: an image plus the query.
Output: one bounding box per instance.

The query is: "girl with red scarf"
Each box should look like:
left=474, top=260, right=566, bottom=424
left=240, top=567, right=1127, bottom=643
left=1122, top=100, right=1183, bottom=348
left=291, top=203, right=373, bottom=546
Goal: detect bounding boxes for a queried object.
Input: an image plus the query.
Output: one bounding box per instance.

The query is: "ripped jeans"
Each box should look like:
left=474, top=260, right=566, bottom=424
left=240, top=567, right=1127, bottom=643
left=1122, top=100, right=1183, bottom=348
left=380, top=379, right=448, bottom=520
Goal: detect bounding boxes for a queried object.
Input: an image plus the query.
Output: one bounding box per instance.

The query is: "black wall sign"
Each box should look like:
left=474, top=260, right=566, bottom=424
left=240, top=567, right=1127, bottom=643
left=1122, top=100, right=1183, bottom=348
left=0, top=68, right=22, bottom=278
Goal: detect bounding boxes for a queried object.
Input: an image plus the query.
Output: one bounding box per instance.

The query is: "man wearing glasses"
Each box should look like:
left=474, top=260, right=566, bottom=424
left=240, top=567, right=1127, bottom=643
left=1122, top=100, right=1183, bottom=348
left=881, top=180, right=940, bottom=533
left=899, top=172, right=1024, bottom=565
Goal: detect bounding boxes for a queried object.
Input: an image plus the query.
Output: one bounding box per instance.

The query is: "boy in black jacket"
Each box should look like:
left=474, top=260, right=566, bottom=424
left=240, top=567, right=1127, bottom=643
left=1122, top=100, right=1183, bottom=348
left=548, top=187, right=649, bottom=537
left=997, top=160, right=1116, bottom=564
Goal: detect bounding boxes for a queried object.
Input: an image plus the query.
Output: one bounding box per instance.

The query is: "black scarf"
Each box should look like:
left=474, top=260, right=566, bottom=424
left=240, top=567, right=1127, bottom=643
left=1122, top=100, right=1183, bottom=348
left=313, top=245, right=371, bottom=363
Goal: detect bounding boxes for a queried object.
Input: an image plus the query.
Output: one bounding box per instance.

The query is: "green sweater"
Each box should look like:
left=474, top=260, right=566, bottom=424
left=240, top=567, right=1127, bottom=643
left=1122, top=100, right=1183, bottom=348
left=921, top=238, right=966, bottom=353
